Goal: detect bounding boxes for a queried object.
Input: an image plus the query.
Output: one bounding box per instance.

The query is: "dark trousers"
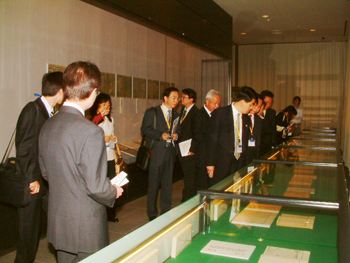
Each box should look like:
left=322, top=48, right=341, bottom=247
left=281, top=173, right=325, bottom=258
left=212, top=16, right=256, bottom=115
left=147, top=150, right=175, bottom=218
left=15, top=194, right=42, bottom=263
left=57, top=250, right=91, bottom=263
left=106, top=160, right=117, bottom=220
left=196, top=166, right=209, bottom=192
left=179, top=155, right=196, bottom=202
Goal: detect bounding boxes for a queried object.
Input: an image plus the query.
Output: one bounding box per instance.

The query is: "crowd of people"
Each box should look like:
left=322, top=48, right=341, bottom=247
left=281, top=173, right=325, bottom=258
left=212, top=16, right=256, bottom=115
left=13, top=59, right=302, bottom=262
left=141, top=86, right=302, bottom=221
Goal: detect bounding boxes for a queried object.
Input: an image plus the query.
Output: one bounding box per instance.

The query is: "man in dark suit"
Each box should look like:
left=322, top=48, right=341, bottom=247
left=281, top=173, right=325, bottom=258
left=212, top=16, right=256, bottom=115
left=206, top=87, right=257, bottom=186
left=260, top=90, right=277, bottom=156
left=38, top=61, right=123, bottom=263
left=141, top=87, right=181, bottom=221
left=177, top=88, right=199, bottom=202
left=190, top=89, right=221, bottom=191
left=15, top=72, right=64, bottom=263
left=244, top=94, right=264, bottom=165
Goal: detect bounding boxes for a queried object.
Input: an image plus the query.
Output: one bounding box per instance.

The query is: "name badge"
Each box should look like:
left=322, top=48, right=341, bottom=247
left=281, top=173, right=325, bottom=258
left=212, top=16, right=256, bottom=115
left=237, top=145, right=243, bottom=153
left=248, top=139, right=255, bottom=147
left=247, top=166, right=255, bottom=173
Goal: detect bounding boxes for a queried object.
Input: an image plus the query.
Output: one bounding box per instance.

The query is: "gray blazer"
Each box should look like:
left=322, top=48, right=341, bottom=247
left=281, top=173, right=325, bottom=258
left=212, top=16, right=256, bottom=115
left=38, top=106, right=116, bottom=254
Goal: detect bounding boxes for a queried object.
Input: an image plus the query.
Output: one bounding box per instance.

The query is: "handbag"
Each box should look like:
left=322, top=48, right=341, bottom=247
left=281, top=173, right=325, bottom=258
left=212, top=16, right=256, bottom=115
left=136, top=107, right=157, bottom=171
left=114, top=143, right=127, bottom=174
left=0, top=130, right=30, bottom=207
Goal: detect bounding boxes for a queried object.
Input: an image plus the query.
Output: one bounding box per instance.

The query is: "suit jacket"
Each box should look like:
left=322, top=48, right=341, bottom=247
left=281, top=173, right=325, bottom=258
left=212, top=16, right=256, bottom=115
left=206, top=105, right=249, bottom=180
left=141, top=105, right=181, bottom=166
left=15, top=98, right=49, bottom=197
left=276, top=111, right=289, bottom=144
left=178, top=105, right=199, bottom=143
left=260, top=108, right=276, bottom=155
left=190, top=107, right=210, bottom=168
left=243, top=113, right=263, bottom=164
left=38, top=106, right=117, bottom=254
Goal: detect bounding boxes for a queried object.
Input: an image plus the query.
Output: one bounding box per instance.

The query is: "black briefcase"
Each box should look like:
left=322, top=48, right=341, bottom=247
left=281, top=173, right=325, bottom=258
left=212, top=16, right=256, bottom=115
left=0, top=157, right=30, bottom=207
left=135, top=144, right=152, bottom=171
left=0, top=129, right=30, bottom=208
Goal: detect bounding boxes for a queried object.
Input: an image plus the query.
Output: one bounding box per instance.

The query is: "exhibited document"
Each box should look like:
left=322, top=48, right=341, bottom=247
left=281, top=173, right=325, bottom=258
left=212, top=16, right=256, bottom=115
left=178, top=139, right=192, bottom=157
left=111, top=171, right=129, bottom=187
left=258, top=246, right=310, bottom=263
left=277, top=214, right=315, bottom=229
left=201, top=240, right=256, bottom=260
left=230, top=203, right=282, bottom=228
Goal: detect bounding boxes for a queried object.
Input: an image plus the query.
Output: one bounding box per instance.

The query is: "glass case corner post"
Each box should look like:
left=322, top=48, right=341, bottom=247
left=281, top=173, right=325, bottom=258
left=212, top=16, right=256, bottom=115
left=199, top=192, right=209, bottom=234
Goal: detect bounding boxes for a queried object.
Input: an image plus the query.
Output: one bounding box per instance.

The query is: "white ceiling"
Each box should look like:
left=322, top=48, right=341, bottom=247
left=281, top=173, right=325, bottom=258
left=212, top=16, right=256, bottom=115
left=213, top=0, right=350, bottom=45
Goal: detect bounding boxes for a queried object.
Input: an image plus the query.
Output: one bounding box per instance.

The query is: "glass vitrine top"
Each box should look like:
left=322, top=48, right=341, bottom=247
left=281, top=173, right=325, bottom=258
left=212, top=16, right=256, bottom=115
left=210, top=161, right=339, bottom=203
left=256, top=147, right=339, bottom=165
left=278, top=139, right=337, bottom=149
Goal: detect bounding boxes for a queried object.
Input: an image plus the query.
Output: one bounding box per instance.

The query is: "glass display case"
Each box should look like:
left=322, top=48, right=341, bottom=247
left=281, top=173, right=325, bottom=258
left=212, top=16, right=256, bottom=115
left=80, top=130, right=349, bottom=263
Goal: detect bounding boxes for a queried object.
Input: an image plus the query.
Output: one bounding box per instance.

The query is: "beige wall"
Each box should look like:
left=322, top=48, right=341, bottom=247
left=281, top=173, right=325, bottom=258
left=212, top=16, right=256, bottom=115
left=238, top=42, right=347, bottom=129
left=341, top=35, right=350, bottom=166
left=0, top=0, right=226, bottom=156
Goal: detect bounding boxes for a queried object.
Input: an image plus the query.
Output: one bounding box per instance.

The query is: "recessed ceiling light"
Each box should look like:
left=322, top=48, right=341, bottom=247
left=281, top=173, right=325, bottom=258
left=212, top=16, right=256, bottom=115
left=271, top=30, right=283, bottom=35
left=241, top=32, right=247, bottom=35
left=262, top=15, right=269, bottom=18
left=310, top=29, right=316, bottom=32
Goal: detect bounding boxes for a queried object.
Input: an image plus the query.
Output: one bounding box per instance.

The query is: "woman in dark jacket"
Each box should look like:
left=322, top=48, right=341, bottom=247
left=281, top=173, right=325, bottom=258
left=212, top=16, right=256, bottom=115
left=276, top=105, right=297, bottom=144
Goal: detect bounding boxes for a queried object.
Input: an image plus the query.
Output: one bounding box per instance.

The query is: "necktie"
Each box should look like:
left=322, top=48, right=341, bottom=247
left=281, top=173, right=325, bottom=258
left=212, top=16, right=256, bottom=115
left=181, top=109, right=187, bottom=123
left=167, top=110, right=172, bottom=125
left=249, top=114, right=254, bottom=131
left=234, top=113, right=241, bottom=160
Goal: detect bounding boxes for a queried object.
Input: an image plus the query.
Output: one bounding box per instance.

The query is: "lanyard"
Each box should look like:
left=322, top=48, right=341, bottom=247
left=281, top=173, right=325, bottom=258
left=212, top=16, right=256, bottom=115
left=180, top=110, right=188, bottom=124
left=249, top=114, right=254, bottom=136
left=161, top=105, right=171, bottom=130
left=233, top=114, right=241, bottom=142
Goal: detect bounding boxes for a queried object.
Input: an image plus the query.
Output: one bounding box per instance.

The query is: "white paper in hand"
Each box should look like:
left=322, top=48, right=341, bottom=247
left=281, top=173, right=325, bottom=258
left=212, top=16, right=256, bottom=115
left=111, top=171, right=129, bottom=187
left=179, top=139, right=192, bottom=157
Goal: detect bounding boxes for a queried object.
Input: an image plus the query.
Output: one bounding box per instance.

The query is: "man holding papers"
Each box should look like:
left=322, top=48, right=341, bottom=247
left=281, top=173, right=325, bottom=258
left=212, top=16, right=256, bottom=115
left=177, top=89, right=199, bottom=202
left=141, top=87, right=181, bottom=221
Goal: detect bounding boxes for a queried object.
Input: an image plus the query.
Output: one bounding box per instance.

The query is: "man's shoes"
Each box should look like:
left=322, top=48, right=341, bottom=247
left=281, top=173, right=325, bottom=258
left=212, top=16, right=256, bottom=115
left=149, top=216, right=156, bottom=221
left=108, top=217, right=119, bottom=222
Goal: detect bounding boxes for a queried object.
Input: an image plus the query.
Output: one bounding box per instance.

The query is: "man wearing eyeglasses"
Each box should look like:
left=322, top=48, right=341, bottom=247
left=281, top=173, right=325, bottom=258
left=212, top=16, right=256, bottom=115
left=176, top=89, right=199, bottom=202
left=141, top=87, right=181, bottom=221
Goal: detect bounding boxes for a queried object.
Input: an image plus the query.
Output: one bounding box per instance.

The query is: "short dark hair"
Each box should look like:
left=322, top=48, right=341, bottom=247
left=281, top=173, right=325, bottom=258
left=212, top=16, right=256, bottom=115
left=63, top=61, right=101, bottom=101
left=234, top=86, right=257, bottom=103
left=182, top=88, right=197, bottom=103
left=261, top=90, right=274, bottom=100
left=90, top=93, right=112, bottom=122
left=163, top=87, right=179, bottom=99
left=42, top=72, right=63, bottom=96
left=283, top=105, right=298, bottom=116
left=293, top=96, right=301, bottom=104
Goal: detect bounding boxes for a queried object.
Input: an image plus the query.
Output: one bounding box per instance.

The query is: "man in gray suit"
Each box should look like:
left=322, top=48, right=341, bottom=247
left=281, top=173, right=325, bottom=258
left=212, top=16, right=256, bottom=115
left=38, top=61, right=123, bottom=263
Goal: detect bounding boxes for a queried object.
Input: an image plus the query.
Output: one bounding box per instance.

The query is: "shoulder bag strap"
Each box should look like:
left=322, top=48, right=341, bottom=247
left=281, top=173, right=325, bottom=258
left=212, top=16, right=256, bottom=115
left=1, top=129, right=16, bottom=165
left=149, top=107, right=157, bottom=149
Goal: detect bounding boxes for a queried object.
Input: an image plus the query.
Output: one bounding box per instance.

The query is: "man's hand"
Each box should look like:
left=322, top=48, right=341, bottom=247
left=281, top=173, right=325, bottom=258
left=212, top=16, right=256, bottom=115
left=104, top=135, right=110, bottom=143
left=162, top=133, right=171, bottom=141
left=172, top=133, right=178, bottom=141
left=29, top=181, right=40, bottom=194
left=206, top=166, right=215, bottom=178
left=110, top=135, right=117, bottom=142
left=113, top=185, right=124, bottom=199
